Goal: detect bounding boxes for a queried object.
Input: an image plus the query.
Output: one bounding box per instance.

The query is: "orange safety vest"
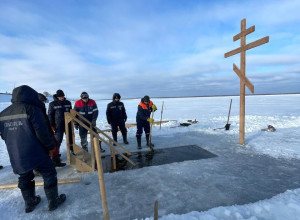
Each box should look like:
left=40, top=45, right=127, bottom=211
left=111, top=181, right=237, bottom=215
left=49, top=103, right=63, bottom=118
left=139, top=101, right=153, bottom=109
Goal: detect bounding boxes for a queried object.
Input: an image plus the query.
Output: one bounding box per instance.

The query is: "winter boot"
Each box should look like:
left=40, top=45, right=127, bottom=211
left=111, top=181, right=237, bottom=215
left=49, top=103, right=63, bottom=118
left=146, top=134, right=154, bottom=147
left=45, top=185, right=66, bottom=211
left=122, top=133, right=129, bottom=144
left=21, top=181, right=41, bottom=213
left=52, top=155, right=66, bottom=167
left=112, top=133, right=118, bottom=146
left=99, top=141, right=105, bottom=153
left=82, top=144, right=88, bottom=152
left=136, top=135, right=142, bottom=149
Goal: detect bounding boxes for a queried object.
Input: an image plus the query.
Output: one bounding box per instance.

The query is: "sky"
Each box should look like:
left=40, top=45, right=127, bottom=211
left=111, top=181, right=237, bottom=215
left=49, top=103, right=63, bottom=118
left=0, top=0, right=300, bottom=99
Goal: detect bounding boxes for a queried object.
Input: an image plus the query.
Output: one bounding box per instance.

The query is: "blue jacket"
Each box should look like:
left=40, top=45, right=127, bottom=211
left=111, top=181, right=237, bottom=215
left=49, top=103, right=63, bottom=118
left=0, top=85, right=55, bottom=174
left=48, top=95, right=72, bottom=130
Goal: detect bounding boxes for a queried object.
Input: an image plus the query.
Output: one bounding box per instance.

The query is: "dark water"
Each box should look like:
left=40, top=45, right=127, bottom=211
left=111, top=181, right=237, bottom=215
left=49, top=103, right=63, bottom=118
left=102, top=145, right=217, bottom=172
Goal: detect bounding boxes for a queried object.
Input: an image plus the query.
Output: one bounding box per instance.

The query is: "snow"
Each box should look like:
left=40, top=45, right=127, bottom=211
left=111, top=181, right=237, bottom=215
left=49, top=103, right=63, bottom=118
left=1, top=94, right=300, bottom=219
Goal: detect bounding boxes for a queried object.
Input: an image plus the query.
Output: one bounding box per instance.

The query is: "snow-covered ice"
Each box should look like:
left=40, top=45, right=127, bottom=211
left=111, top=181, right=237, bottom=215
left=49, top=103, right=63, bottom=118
left=1, top=94, right=300, bottom=219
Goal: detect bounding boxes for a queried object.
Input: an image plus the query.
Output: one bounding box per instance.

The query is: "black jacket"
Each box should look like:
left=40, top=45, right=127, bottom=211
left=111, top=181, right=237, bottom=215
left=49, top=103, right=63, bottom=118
left=0, top=85, right=55, bottom=174
left=106, top=100, right=127, bottom=124
left=48, top=95, right=72, bottom=130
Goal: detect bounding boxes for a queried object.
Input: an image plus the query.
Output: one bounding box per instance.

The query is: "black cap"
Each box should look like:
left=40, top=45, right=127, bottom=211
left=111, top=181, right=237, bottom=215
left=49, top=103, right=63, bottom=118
left=143, top=95, right=150, bottom=102
left=56, top=89, right=65, bottom=97
left=113, top=93, right=121, bottom=100
left=81, top=91, right=89, bottom=99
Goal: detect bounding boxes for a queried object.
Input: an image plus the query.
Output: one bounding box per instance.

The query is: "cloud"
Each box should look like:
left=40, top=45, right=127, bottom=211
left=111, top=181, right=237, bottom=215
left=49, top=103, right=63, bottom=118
left=0, top=0, right=299, bottom=98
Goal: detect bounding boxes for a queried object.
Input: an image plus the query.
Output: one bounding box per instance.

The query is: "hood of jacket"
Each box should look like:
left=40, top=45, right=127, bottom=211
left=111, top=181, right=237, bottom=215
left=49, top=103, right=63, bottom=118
left=11, top=85, right=44, bottom=109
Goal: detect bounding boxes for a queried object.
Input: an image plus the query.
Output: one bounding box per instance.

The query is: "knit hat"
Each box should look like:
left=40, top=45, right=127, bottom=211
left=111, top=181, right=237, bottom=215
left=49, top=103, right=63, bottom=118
left=143, top=95, right=150, bottom=102
left=80, top=91, right=89, bottom=99
left=56, top=89, right=65, bottom=97
left=113, top=93, right=121, bottom=100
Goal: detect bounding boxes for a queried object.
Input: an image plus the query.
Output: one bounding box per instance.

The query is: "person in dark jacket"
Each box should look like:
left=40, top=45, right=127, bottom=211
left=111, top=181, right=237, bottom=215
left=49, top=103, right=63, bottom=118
left=0, top=165, right=3, bottom=169
left=48, top=89, right=72, bottom=166
left=37, top=93, right=63, bottom=167
left=136, top=95, right=157, bottom=149
left=0, top=85, right=66, bottom=213
left=74, top=91, right=105, bottom=153
left=106, top=93, right=128, bottom=145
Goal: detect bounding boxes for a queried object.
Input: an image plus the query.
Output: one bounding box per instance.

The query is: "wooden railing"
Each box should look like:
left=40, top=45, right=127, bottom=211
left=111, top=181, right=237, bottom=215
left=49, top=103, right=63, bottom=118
left=64, top=109, right=135, bottom=172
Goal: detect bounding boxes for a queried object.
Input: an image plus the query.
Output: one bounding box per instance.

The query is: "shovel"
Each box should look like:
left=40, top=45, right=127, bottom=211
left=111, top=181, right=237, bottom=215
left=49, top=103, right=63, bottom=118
left=225, top=99, right=232, bottom=130
left=213, top=99, right=232, bottom=130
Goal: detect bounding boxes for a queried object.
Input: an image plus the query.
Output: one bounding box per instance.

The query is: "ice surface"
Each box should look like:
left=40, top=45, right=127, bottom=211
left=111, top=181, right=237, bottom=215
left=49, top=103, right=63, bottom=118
left=0, top=94, right=300, bottom=219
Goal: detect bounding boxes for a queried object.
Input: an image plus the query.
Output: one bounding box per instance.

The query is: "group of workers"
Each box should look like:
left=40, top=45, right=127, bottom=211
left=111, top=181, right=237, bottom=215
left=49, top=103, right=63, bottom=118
left=0, top=84, right=157, bottom=213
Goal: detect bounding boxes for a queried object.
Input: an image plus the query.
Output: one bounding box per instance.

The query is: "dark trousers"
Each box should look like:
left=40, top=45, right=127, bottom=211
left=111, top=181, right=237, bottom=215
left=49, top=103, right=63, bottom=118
left=136, top=120, right=150, bottom=136
left=111, top=121, right=127, bottom=136
left=18, top=157, right=57, bottom=191
left=54, top=124, right=73, bottom=146
left=79, top=126, right=101, bottom=147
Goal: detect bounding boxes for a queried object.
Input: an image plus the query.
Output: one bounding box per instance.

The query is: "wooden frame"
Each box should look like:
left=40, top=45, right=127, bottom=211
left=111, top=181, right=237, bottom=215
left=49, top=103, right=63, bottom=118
left=224, top=18, right=269, bottom=145
left=64, top=110, right=136, bottom=172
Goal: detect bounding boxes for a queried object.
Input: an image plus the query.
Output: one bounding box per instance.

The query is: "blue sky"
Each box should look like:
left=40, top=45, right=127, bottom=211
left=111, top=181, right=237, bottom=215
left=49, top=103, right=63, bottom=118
left=0, top=0, right=299, bottom=99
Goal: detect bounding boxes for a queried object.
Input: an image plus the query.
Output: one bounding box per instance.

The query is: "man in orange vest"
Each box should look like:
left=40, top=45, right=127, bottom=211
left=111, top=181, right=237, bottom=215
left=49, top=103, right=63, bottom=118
left=136, top=95, right=157, bottom=149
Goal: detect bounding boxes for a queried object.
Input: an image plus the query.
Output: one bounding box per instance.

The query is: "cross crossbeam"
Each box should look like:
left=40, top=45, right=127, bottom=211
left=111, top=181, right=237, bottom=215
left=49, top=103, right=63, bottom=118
left=225, top=36, right=269, bottom=58
left=233, top=64, right=254, bottom=93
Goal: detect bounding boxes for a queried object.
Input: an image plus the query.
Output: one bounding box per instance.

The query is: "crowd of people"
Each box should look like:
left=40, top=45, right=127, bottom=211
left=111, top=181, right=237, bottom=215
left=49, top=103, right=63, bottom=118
left=0, top=85, right=157, bottom=213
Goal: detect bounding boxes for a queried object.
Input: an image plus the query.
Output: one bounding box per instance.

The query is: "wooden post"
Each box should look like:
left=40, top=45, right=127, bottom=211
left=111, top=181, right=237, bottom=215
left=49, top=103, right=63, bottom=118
left=159, top=101, right=164, bottom=130
left=224, top=18, right=269, bottom=145
left=64, top=113, right=71, bottom=165
left=154, top=200, right=158, bottom=220
left=148, top=110, right=155, bottom=151
left=240, top=19, right=246, bottom=145
left=93, top=137, right=110, bottom=220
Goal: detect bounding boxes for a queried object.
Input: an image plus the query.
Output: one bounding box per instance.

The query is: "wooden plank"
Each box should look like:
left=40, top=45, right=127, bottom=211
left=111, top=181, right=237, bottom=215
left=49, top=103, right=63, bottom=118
left=0, top=178, right=81, bottom=189
left=95, top=127, right=132, bottom=156
left=224, top=36, right=269, bottom=58
left=233, top=64, right=254, bottom=93
left=233, top=25, right=255, bottom=41
left=70, top=153, right=94, bottom=172
left=126, top=120, right=171, bottom=128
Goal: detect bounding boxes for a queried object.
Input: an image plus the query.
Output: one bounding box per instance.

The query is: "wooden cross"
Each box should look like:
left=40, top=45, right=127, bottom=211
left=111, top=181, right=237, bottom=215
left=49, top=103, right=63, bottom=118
left=224, top=18, right=269, bottom=145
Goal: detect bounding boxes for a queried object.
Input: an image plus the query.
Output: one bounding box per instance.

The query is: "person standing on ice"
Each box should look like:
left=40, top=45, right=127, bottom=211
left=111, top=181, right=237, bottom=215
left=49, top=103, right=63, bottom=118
left=106, top=93, right=129, bottom=145
left=48, top=89, right=72, bottom=166
left=0, top=85, right=66, bottom=213
left=136, top=95, right=157, bottom=149
left=74, top=91, right=105, bottom=153
left=37, top=93, right=60, bottom=168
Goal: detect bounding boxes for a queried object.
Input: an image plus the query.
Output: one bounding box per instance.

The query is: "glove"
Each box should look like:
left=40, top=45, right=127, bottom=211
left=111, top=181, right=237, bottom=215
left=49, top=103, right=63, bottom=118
left=147, top=118, right=154, bottom=123
left=74, top=124, right=79, bottom=130
left=49, top=146, right=58, bottom=157
left=92, top=119, right=96, bottom=127
left=152, top=104, right=157, bottom=112
left=51, top=125, right=55, bottom=132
